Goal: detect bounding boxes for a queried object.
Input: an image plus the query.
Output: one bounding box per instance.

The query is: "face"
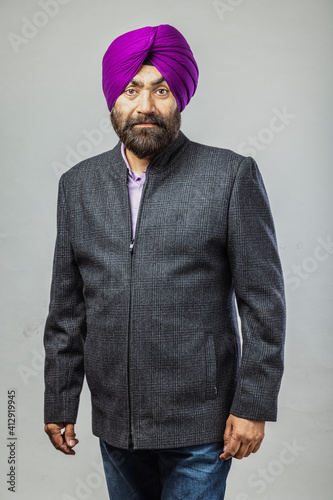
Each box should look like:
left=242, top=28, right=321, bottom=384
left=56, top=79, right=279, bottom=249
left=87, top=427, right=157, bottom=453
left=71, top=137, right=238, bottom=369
left=110, top=65, right=181, bottom=159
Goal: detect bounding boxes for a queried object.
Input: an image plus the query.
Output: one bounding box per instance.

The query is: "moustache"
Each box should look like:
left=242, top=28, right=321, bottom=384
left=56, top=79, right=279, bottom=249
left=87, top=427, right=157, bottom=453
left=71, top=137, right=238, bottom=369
left=123, top=114, right=167, bottom=132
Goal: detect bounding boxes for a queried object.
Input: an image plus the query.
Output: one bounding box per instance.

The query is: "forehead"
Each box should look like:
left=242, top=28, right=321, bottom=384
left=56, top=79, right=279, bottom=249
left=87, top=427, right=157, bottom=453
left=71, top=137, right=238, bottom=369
left=129, top=64, right=169, bottom=86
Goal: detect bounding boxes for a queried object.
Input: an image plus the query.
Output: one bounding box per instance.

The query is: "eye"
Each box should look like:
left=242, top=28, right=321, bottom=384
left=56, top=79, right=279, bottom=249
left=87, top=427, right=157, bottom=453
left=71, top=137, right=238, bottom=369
left=125, top=88, right=137, bottom=96
left=156, top=88, right=168, bottom=96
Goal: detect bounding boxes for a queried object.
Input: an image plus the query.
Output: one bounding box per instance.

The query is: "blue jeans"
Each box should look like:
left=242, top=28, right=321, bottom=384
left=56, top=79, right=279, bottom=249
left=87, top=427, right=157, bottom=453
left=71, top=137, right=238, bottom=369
left=100, top=438, right=231, bottom=499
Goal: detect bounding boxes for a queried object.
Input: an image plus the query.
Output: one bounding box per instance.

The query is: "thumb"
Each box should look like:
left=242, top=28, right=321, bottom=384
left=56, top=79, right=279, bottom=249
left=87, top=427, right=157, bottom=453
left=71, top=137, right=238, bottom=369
left=223, top=416, right=233, bottom=451
left=64, top=423, right=78, bottom=448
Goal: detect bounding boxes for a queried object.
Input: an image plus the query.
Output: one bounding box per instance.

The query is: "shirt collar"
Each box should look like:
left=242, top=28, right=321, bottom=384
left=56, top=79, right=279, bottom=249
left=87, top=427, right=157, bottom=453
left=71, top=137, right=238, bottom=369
left=121, top=143, right=147, bottom=179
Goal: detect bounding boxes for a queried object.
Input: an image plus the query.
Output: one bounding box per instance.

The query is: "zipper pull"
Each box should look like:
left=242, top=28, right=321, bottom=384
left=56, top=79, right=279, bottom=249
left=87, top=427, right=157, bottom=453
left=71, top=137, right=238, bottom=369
left=129, top=239, right=134, bottom=253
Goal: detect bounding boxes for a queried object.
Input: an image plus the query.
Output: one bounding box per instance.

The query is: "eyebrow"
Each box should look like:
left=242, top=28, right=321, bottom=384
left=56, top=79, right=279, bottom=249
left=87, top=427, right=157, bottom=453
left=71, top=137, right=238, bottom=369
left=128, top=76, right=166, bottom=88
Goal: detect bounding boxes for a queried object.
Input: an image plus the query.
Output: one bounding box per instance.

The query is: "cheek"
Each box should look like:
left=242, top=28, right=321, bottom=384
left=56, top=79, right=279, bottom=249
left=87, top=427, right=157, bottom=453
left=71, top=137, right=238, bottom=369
left=167, top=93, right=178, bottom=111
left=171, top=90, right=178, bottom=106
left=114, top=96, right=135, bottom=115
left=158, top=97, right=178, bottom=115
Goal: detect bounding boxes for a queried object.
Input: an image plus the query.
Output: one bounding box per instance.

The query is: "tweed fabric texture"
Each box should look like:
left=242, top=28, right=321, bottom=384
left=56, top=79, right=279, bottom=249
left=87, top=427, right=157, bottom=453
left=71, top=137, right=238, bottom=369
left=44, top=132, right=286, bottom=449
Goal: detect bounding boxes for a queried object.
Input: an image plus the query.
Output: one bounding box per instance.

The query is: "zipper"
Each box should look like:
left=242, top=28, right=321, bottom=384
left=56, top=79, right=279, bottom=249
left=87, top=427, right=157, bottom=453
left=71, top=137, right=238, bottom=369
left=127, top=237, right=134, bottom=447
left=126, top=172, right=150, bottom=448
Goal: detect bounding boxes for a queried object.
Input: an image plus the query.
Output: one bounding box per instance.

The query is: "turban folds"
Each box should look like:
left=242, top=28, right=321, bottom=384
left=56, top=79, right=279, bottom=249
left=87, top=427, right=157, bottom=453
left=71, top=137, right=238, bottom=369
left=102, top=24, right=199, bottom=112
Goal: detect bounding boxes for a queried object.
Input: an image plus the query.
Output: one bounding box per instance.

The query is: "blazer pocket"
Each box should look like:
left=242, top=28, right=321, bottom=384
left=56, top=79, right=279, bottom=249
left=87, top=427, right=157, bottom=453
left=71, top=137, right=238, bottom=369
left=205, top=334, right=218, bottom=400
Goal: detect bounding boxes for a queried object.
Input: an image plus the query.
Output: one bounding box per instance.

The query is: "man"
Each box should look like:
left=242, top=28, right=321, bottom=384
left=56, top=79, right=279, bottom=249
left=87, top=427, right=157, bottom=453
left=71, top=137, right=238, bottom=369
left=44, top=24, right=286, bottom=499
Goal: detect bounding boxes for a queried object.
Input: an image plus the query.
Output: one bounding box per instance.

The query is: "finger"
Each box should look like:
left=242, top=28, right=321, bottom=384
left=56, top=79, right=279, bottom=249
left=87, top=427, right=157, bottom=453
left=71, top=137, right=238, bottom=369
left=64, top=423, right=79, bottom=448
left=221, top=417, right=233, bottom=453
left=57, top=435, right=76, bottom=455
left=242, top=436, right=264, bottom=458
left=45, top=424, right=75, bottom=455
left=252, top=438, right=264, bottom=454
left=220, top=420, right=234, bottom=460
left=219, top=436, right=241, bottom=461
left=234, top=442, right=252, bottom=459
left=243, top=443, right=256, bottom=458
left=44, top=423, right=64, bottom=446
left=223, top=418, right=233, bottom=444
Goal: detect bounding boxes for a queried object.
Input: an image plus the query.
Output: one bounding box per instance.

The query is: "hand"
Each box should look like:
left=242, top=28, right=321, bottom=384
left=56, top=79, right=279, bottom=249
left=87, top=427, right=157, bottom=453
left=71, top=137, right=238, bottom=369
left=219, top=414, right=265, bottom=461
left=44, top=422, right=79, bottom=455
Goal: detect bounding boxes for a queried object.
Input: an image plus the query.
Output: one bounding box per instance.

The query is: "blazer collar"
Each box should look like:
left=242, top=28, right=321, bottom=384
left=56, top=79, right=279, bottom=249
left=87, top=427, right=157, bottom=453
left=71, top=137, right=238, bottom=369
left=109, top=131, right=190, bottom=182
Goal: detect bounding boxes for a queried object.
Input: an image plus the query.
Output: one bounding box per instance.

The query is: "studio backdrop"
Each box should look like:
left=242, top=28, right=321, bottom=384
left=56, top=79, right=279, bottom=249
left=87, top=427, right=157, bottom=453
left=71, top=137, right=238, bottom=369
left=1, top=0, right=332, bottom=499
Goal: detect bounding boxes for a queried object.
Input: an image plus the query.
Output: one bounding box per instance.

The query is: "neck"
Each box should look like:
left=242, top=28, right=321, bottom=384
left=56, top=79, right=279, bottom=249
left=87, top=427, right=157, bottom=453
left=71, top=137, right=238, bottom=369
left=124, top=148, right=154, bottom=175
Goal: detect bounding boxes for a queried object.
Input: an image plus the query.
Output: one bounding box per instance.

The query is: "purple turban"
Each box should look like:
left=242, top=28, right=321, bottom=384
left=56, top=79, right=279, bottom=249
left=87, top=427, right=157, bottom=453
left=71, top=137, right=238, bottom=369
left=102, top=24, right=199, bottom=112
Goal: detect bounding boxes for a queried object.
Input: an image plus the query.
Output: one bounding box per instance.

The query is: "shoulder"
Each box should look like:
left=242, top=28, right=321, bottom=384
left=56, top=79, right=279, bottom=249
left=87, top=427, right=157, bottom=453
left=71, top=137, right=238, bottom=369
left=59, top=148, right=115, bottom=185
left=186, top=138, right=254, bottom=176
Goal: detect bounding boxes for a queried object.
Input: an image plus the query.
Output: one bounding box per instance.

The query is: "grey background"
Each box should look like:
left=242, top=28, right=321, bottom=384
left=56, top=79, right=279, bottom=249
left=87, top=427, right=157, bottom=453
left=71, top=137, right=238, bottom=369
left=0, top=0, right=332, bottom=498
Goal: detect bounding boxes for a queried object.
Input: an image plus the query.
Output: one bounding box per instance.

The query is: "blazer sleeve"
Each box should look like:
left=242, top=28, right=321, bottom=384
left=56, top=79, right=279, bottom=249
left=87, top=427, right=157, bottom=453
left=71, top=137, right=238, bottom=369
left=227, top=156, right=286, bottom=422
left=43, top=176, right=86, bottom=424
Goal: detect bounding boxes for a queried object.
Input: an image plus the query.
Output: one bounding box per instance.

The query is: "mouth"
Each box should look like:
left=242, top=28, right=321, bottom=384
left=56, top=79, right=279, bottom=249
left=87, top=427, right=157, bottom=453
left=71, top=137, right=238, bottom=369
left=134, top=122, right=158, bottom=127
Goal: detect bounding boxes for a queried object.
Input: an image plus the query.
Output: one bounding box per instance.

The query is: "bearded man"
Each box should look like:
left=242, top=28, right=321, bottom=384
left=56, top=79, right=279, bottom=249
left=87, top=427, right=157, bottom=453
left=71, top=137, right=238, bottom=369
left=44, top=24, right=286, bottom=500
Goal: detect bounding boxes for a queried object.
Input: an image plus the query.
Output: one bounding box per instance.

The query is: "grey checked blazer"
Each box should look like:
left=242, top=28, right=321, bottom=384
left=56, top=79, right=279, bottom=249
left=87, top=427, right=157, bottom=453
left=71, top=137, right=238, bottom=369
left=44, top=131, right=286, bottom=449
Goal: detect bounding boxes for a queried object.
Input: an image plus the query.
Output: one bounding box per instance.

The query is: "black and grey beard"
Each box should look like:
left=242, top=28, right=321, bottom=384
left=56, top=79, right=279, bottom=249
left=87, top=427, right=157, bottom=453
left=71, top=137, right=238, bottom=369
left=110, top=107, right=181, bottom=159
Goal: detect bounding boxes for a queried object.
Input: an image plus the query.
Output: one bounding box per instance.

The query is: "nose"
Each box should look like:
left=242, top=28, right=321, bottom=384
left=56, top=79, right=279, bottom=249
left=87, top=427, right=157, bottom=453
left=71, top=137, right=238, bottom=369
left=136, top=91, right=155, bottom=114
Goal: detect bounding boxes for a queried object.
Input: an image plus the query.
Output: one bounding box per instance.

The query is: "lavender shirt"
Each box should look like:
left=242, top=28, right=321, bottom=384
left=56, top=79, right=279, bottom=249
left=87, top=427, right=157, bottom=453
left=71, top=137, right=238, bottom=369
left=121, top=143, right=147, bottom=238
